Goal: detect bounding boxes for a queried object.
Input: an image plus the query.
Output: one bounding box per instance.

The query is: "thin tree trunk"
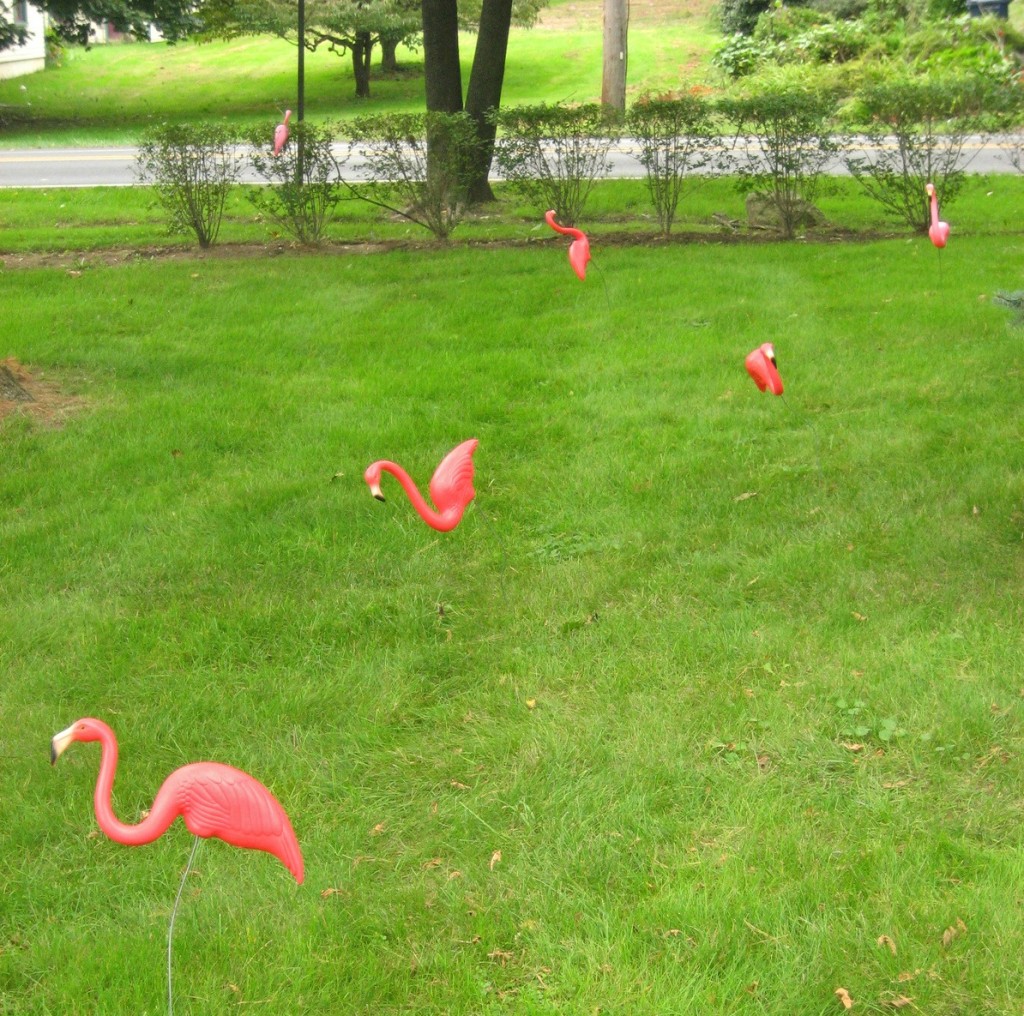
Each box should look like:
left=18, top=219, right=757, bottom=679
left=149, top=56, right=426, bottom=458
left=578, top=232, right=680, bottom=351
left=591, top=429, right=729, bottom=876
left=464, top=0, right=513, bottom=203
left=352, top=32, right=373, bottom=98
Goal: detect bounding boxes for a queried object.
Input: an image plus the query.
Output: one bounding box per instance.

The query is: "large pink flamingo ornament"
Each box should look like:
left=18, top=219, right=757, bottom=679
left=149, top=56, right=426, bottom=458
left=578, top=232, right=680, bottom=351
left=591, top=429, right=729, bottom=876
left=365, top=438, right=478, bottom=532
left=51, top=717, right=303, bottom=1014
left=545, top=209, right=591, bottom=280
left=51, top=717, right=303, bottom=880
left=273, top=109, right=292, bottom=157
left=926, top=182, right=949, bottom=249
left=745, top=343, right=783, bottom=396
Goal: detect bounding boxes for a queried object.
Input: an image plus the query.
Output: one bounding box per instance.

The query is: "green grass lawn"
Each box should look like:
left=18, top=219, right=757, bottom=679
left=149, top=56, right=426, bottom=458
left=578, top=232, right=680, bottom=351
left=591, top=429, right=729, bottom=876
left=2, top=201, right=1024, bottom=1012
left=2, top=174, right=1023, bottom=255
left=0, top=11, right=719, bottom=146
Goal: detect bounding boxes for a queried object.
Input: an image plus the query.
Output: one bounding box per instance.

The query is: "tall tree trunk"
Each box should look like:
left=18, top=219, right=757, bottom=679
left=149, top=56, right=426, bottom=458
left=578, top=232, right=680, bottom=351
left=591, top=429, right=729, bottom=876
left=352, top=31, right=373, bottom=98
left=421, top=0, right=463, bottom=113
left=380, top=34, right=400, bottom=74
left=601, top=0, right=628, bottom=111
left=464, top=0, right=513, bottom=203
left=421, top=0, right=462, bottom=206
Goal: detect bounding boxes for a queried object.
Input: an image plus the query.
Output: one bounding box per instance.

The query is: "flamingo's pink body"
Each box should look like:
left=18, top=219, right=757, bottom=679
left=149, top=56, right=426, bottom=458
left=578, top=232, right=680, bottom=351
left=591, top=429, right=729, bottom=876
left=544, top=210, right=591, bottom=280
left=51, top=717, right=304, bottom=883
left=273, top=110, right=292, bottom=157
left=364, top=438, right=478, bottom=532
left=745, top=342, right=784, bottom=396
left=926, top=182, right=949, bottom=249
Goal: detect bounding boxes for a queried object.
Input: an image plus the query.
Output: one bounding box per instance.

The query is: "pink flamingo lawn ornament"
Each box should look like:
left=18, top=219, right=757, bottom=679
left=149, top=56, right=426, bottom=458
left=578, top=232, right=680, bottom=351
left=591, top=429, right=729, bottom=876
left=273, top=109, right=292, bottom=157
left=51, top=717, right=303, bottom=1015
left=745, top=342, right=784, bottom=396
left=925, top=182, right=949, bottom=249
left=544, top=209, right=591, bottom=281
left=364, top=438, right=478, bottom=532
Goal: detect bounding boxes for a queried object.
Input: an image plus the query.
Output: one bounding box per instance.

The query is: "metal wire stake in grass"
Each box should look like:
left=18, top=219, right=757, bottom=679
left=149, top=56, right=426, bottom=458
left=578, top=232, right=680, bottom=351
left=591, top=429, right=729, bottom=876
left=587, top=256, right=613, bottom=314
left=168, top=836, right=203, bottom=1016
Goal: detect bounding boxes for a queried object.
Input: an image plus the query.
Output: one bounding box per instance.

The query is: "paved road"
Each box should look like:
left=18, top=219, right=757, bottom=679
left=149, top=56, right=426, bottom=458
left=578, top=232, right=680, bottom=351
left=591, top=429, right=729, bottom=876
left=0, top=137, right=1019, bottom=188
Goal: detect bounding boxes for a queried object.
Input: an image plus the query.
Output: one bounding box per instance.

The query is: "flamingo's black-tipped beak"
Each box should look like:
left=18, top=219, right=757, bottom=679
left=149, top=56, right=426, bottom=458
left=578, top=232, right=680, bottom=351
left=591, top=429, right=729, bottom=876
left=373, top=492, right=386, bottom=502
left=50, top=724, right=74, bottom=766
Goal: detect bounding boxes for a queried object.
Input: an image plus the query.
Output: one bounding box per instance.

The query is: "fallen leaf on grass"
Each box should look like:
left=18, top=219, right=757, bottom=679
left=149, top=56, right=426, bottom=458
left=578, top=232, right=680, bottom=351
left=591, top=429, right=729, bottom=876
left=881, top=997, right=913, bottom=1009
left=841, top=742, right=865, bottom=752
left=851, top=611, right=868, bottom=622
left=370, top=822, right=386, bottom=836
left=734, top=491, right=759, bottom=502
left=489, top=850, right=502, bottom=870
left=942, top=918, right=967, bottom=948
left=422, top=857, right=443, bottom=870
left=877, top=934, right=897, bottom=955
left=488, top=949, right=514, bottom=966
left=525, top=698, right=537, bottom=710
left=835, top=986, right=854, bottom=1009
left=450, top=780, right=470, bottom=790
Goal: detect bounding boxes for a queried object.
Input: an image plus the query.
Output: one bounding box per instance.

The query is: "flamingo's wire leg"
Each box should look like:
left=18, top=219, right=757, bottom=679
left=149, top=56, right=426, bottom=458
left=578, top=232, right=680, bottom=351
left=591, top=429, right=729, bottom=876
left=588, top=257, right=613, bottom=314
left=168, top=835, right=203, bottom=1016
left=780, top=392, right=824, bottom=477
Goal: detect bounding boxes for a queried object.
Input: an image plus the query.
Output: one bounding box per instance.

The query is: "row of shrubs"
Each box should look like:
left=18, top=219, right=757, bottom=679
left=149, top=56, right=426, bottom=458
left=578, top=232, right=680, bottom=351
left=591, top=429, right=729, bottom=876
left=137, top=84, right=1024, bottom=249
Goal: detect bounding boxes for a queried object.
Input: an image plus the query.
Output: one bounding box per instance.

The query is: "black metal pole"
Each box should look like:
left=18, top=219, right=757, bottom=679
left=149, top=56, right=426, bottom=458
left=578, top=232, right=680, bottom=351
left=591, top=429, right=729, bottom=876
left=297, top=0, right=305, bottom=123
left=297, top=0, right=305, bottom=186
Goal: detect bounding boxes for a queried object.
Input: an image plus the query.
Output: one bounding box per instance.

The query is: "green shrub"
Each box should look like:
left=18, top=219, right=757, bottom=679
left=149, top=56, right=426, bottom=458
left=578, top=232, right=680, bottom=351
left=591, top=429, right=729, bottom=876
left=135, top=122, right=243, bottom=249
left=843, top=75, right=999, bottom=231
left=719, top=0, right=774, bottom=35
left=753, top=4, right=830, bottom=43
left=627, top=94, right=721, bottom=236
left=712, top=33, right=775, bottom=77
left=719, top=85, right=839, bottom=239
left=247, top=121, right=344, bottom=246
left=343, top=112, right=481, bottom=240
left=491, top=103, right=620, bottom=226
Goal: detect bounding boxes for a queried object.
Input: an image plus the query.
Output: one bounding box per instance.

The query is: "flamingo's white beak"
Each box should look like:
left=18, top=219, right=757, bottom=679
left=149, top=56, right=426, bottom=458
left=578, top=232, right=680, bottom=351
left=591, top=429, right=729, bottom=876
left=369, top=482, right=385, bottom=502
left=50, top=724, right=75, bottom=765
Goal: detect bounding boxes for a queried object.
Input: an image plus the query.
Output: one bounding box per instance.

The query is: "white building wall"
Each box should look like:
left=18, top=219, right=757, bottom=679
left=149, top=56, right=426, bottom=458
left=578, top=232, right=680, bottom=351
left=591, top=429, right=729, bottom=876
left=0, top=2, right=46, bottom=80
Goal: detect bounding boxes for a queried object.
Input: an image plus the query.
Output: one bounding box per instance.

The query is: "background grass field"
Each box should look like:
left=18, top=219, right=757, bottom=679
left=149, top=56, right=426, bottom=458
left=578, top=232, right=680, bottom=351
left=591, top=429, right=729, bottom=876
left=0, top=0, right=718, bottom=145
left=3, top=223, right=1024, bottom=1013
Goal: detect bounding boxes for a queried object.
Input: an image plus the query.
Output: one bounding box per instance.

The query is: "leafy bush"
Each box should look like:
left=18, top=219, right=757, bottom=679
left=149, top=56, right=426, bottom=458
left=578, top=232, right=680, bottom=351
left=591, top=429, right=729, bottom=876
left=491, top=103, right=620, bottom=226
left=135, top=123, right=243, bottom=249
left=626, top=94, right=721, bottom=236
left=753, top=5, right=830, bottom=43
left=719, top=0, right=773, bottom=36
left=247, top=121, right=344, bottom=246
left=712, top=33, right=774, bottom=77
left=843, top=75, right=999, bottom=231
left=784, top=19, right=870, bottom=62
left=343, top=112, right=481, bottom=240
left=718, top=86, right=839, bottom=239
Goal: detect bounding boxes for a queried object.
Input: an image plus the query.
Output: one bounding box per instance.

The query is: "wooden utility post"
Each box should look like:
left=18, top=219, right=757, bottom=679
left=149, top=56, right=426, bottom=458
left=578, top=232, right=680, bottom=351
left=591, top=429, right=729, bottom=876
left=602, top=0, right=628, bottom=111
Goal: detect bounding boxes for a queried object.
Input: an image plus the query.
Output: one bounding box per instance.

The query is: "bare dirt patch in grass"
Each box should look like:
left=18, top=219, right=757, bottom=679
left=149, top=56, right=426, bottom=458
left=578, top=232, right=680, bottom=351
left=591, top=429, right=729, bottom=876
left=0, top=358, right=85, bottom=427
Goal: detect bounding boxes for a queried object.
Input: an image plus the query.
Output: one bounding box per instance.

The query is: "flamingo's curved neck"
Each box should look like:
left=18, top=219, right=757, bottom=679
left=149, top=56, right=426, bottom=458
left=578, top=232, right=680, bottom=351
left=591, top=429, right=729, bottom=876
left=929, top=193, right=939, bottom=227
left=545, top=211, right=585, bottom=242
left=378, top=462, right=448, bottom=528
left=94, top=727, right=174, bottom=846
